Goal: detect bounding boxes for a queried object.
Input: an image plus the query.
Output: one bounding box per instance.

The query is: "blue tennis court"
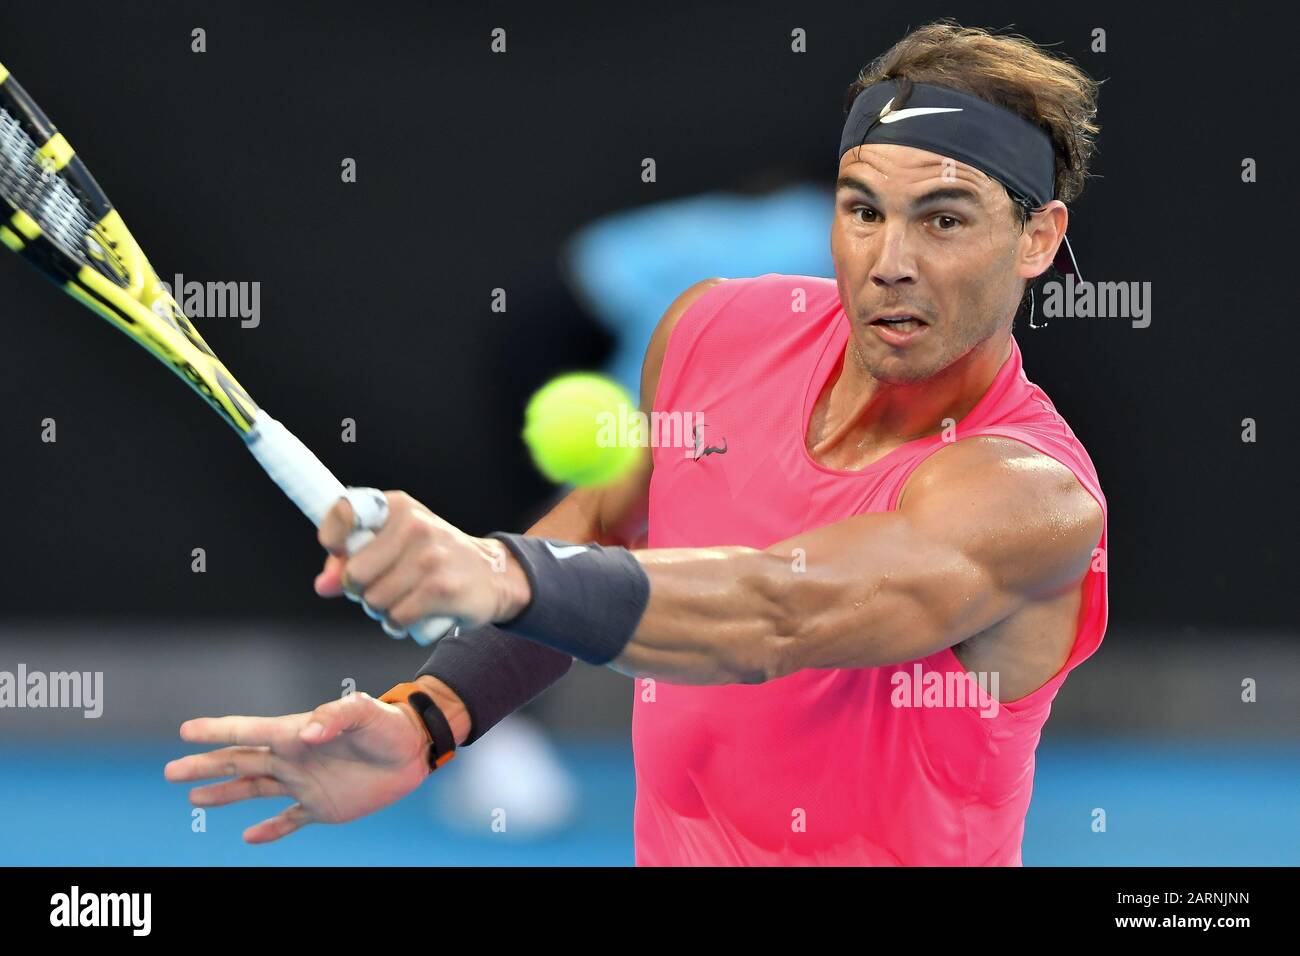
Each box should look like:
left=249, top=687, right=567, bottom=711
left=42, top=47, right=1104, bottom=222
left=1, top=736, right=1294, bottom=866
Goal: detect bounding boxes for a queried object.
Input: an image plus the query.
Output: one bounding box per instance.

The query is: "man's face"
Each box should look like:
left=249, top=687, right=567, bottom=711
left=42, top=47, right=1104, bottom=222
left=830, top=143, right=1029, bottom=384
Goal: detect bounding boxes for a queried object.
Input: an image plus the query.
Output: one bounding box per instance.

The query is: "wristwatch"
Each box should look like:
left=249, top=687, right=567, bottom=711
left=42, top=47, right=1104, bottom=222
left=379, top=682, right=457, bottom=772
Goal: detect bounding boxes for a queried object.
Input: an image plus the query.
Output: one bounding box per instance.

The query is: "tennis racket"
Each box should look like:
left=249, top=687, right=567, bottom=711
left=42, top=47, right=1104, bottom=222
left=0, top=60, right=454, bottom=646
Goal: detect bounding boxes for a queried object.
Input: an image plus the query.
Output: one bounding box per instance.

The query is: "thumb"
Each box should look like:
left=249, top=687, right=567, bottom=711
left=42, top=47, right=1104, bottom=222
left=299, top=692, right=374, bottom=745
left=314, top=553, right=347, bottom=598
left=317, top=496, right=356, bottom=554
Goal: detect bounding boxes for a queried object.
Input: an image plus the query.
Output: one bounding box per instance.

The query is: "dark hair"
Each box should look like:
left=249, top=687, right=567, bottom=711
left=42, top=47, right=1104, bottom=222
left=845, top=20, right=1102, bottom=225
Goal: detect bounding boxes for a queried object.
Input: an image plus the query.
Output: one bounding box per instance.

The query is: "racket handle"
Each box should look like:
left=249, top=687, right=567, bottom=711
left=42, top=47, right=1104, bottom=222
left=245, top=412, right=457, bottom=647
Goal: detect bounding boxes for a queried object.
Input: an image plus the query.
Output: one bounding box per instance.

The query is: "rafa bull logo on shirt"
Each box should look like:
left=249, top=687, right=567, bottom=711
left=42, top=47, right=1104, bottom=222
left=690, top=423, right=728, bottom=460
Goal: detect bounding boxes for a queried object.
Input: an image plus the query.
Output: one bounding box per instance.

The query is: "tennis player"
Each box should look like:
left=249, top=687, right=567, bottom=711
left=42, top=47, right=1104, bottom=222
left=166, top=21, right=1107, bottom=865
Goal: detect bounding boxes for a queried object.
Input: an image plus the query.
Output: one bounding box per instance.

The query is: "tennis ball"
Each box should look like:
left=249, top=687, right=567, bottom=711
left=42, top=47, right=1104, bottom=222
left=522, top=373, right=640, bottom=487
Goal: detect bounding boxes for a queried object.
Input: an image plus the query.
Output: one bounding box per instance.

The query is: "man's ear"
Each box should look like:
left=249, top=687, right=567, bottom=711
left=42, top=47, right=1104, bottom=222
left=1019, top=201, right=1069, bottom=281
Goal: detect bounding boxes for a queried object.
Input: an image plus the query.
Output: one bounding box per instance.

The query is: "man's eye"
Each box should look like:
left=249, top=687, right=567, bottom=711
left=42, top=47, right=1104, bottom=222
left=931, top=214, right=962, bottom=230
left=852, top=206, right=878, bottom=223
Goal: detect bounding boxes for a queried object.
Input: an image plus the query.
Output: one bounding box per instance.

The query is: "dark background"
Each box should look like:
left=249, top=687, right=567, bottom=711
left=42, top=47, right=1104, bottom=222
left=0, top=0, right=1294, bottom=631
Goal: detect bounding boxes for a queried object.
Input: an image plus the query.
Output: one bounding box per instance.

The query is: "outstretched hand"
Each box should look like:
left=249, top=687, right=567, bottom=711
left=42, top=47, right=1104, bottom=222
left=164, top=691, right=431, bottom=844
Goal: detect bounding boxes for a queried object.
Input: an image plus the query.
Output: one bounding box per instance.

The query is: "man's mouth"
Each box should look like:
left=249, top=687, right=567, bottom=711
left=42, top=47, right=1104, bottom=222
left=869, top=314, right=926, bottom=333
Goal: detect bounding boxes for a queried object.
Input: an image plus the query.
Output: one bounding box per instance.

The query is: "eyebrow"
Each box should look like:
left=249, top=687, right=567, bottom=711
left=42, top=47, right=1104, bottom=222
left=834, top=176, right=984, bottom=211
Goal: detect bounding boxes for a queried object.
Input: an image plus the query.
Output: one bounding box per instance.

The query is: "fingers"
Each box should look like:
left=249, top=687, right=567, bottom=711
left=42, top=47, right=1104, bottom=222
left=352, top=511, right=458, bottom=617
left=317, top=492, right=425, bottom=596
left=339, top=502, right=419, bottom=592
left=318, top=490, right=421, bottom=555
left=298, top=692, right=377, bottom=746
left=355, top=547, right=431, bottom=618
left=178, top=715, right=289, bottom=747
left=317, top=497, right=357, bottom=554
left=316, top=492, right=464, bottom=631
left=188, top=775, right=287, bottom=807
left=315, top=553, right=346, bottom=597
left=244, top=803, right=312, bottom=844
left=387, top=572, right=456, bottom=629
left=164, top=745, right=275, bottom=784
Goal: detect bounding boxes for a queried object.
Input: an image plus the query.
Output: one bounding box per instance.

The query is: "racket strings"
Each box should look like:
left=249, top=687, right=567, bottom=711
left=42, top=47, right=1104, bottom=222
left=0, top=106, right=96, bottom=266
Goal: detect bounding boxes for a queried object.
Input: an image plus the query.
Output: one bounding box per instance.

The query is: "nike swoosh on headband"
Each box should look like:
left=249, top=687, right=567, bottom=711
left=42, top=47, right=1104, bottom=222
left=544, top=542, right=590, bottom=560
left=840, top=81, right=1080, bottom=278
left=878, top=97, right=964, bottom=123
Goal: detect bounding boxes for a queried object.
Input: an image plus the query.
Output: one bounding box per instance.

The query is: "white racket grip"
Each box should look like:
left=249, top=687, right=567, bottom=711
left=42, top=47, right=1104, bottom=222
left=245, top=413, right=457, bottom=647
left=246, top=413, right=346, bottom=526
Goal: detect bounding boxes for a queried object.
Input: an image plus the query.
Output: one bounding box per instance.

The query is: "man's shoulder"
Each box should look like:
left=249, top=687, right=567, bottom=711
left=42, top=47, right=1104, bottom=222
left=901, top=436, right=1105, bottom=595
left=668, top=273, right=842, bottom=341
left=679, top=273, right=839, bottom=311
left=905, top=436, right=1094, bottom=506
left=902, top=437, right=1104, bottom=553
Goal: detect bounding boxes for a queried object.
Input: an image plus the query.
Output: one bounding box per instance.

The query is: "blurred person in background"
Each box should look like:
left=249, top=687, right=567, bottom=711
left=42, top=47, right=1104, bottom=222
left=562, top=169, right=833, bottom=395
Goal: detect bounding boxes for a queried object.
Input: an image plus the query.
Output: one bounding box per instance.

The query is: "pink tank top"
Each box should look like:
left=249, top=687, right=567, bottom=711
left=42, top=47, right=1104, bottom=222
left=632, top=273, right=1108, bottom=865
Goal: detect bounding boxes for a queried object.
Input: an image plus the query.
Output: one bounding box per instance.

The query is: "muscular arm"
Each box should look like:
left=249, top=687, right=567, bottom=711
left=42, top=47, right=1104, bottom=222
left=413, top=277, right=727, bottom=741
left=608, top=437, right=1104, bottom=685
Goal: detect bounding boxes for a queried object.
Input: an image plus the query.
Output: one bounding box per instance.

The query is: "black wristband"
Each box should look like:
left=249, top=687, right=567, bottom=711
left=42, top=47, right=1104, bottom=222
left=417, top=622, right=574, bottom=747
left=406, top=691, right=457, bottom=770
left=485, top=533, right=651, bottom=666
left=378, top=682, right=457, bottom=771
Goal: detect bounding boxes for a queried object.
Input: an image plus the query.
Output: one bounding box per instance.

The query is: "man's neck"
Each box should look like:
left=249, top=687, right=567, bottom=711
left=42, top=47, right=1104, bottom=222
left=808, top=333, right=1012, bottom=467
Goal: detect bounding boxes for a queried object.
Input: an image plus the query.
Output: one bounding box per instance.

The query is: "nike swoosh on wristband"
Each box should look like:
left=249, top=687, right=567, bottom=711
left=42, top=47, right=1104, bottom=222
left=877, top=97, right=963, bottom=124
left=545, top=542, right=591, bottom=560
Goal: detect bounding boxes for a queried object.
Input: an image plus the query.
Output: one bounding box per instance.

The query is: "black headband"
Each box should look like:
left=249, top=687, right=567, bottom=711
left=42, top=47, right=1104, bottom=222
left=839, top=79, right=1080, bottom=277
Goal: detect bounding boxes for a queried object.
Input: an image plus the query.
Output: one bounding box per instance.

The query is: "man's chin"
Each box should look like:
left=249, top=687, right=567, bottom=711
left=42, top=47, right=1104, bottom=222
left=874, top=366, right=937, bottom=386
left=858, top=349, right=941, bottom=385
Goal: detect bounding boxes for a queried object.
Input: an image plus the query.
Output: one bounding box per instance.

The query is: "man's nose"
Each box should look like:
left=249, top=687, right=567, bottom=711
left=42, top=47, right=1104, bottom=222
left=869, top=225, right=918, bottom=287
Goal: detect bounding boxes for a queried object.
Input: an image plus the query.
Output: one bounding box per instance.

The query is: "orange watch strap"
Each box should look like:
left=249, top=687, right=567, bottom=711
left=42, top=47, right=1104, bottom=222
left=379, top=681, right=427, bottom=706
left=379, top=682, right=456, bottom=770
